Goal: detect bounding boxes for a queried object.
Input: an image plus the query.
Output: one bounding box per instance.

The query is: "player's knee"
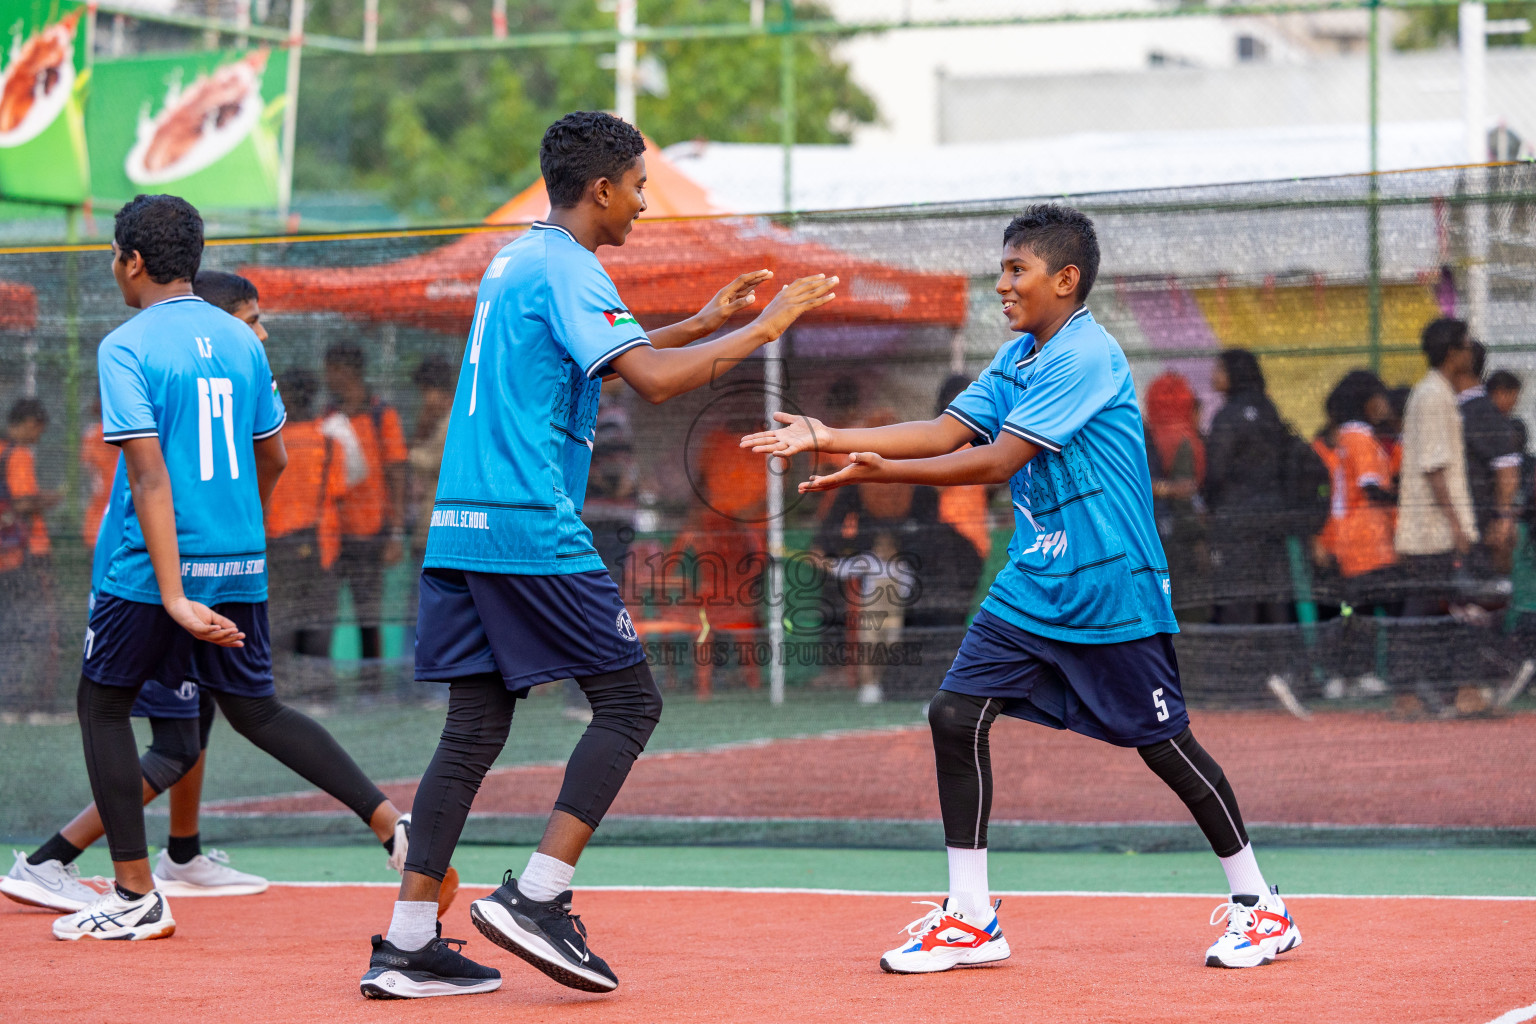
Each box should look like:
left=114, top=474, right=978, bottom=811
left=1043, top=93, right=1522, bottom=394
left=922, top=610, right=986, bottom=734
left=1137, top=727, right=1225, bottom=802
left=585, top=662, right=663, bottom=748
left=141, top=719, right=201, bottom=794
left=214, top=692, right=284, bottom=738
left=927, top=690, right=991, bottom=750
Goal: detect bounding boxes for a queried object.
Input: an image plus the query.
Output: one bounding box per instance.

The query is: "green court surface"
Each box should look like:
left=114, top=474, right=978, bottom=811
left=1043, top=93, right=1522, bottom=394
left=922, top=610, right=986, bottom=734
left=69, top=844, right=1536, bottom=898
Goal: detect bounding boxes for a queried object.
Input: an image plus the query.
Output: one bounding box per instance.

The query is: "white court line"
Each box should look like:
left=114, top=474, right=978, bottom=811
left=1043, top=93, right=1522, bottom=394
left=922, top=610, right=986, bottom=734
left=267, top=882, right=1536, bottom=901
left=1486, top=1002, right=1536, bottom=1024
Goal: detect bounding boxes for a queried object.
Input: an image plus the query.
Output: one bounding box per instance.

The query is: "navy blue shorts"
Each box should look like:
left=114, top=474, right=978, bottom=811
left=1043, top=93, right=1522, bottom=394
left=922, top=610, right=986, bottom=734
left=82, top=594, right=274, bottom=700
left=130, top=678, right=203, bottom=720
left=415, top=568, right=646, bottom=693
left=940, top=609, right=1188, bottom=748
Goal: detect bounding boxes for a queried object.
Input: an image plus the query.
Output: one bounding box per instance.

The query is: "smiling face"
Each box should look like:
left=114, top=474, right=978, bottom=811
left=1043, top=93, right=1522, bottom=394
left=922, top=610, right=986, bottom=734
left=995, top=242, right=1081, bottom=336
left=594, top=155, right=647, bottom=248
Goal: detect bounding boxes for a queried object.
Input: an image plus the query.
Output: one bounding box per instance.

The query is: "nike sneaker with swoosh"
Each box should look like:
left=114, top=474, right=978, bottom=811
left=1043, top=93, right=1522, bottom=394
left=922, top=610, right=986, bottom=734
left=469, top=873, right=618, bottom=992
left=880, top=899, right=1011, bottom=975
left=1205, top=885, right=1302, bottom=968
left=52, top=886, right=175, bottom=941
left=152, top=848, right=269, bottom=897
left=1, top=850, right=102, bottom=912
left=360, top=923, right=502, bottom=999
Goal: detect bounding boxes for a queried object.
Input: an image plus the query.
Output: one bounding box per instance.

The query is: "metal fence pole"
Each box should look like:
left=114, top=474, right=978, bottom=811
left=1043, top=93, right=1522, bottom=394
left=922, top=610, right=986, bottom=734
left=277, top=0, right=307, bottom=222
left=1367, top=0, right=1382, bottom=372
left=779, top=0, right=795, bottom=214
left=1461, top=0, right=1490, bottom=334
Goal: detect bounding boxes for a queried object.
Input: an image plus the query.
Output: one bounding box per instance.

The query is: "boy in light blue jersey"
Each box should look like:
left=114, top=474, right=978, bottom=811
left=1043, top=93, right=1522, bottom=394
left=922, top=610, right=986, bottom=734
left=362, top=111, right=837, bottom=1001
left=54, top=204, right=425, bottom=942
left=744, top=205, right=1301, bottom=974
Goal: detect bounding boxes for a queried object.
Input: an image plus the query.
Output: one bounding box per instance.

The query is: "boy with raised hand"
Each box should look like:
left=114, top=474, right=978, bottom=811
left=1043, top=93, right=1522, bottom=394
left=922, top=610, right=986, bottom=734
left=52, top=202, right=435, bottom=940
left=743, top=204, right=1299, bottom=973
left=359, top=110, right=835, bottom=1000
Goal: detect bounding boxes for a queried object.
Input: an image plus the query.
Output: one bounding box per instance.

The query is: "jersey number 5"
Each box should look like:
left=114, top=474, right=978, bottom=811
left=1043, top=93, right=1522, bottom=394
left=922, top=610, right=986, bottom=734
left=1152, top=687, right=1170, bottom=723
left=198, top=377, right=238, bottom=481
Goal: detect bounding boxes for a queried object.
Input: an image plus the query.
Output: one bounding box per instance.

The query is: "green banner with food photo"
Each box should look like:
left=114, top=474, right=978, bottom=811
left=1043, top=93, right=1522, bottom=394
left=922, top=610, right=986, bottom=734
left=87, top=46, right=287, bottom=210
left=0, top=0, right=89, bottom=205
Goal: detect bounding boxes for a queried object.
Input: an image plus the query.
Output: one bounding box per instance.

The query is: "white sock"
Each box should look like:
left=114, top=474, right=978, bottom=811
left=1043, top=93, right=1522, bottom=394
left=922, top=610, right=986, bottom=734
left=1219, top=844, right=1269, bottom=899
left=946, top=846, right=992, bottom=922
left=385, top=900, right=437, bottom=952
left=520, top=851, right=576, bottom=903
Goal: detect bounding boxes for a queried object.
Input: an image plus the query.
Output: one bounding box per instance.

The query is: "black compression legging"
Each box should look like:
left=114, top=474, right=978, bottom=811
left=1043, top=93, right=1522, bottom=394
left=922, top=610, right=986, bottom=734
left=930, top=691, right=1251, bottom=857
left=211, top=691, right=387, bottom=824
left=139, top=687, right=217, bottom=794
left=81, top=677, right=389, bottom=862
left=404, top=662, right=663, bottom=882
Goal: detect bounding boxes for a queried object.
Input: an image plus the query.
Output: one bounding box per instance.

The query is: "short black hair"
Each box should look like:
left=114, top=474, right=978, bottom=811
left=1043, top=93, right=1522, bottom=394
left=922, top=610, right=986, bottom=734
left=193, top=270, right=258, bottom=314
left=1487, top=369, right=1522, bottom=393
left=7, top=397, right=46, bottom=427
left=324, top=342, right=366, bottom=374
left=540, top=112, right=646, bottom=209
left=1002, top=204, right=1101, bottom=301
left=278, top=369, right=319, bottom=420
left=412, top=356, right=455, bottom=392
left=1325, top=369, right=1386, bottom=427
left=1218, top=348, right=1267, bottom=395
left=114, top=194, right=203, bottom=285
left=1421, top=317, right=1470, bottom=369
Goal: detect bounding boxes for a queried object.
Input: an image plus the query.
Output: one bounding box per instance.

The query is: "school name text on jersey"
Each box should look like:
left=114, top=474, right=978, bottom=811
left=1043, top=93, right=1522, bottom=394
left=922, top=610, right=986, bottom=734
left=431, top=509, right=492, bottom=530
left=180, top=558, right=267, bottom=578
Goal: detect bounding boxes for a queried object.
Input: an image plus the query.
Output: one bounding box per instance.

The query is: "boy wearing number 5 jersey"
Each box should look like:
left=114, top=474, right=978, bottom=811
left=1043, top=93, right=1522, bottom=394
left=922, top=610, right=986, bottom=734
left=57, top=195, right=429, bottom=942
left=743, top=204, right=1301, bottom=974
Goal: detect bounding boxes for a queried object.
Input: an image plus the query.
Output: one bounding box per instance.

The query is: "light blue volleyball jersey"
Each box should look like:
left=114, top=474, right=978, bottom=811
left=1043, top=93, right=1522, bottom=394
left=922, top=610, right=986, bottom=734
left=424, top=221, right=652, bottom=575
left=945, top=307, right=1177, bottom=644
left=97, top=294, right=285, bottom=605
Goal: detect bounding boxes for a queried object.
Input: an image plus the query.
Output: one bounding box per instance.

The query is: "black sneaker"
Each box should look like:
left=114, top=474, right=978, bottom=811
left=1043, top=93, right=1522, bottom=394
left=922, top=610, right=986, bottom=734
left=360, top=923, right=502, bottom=1000
left=470, top=872, right=619, bottom=993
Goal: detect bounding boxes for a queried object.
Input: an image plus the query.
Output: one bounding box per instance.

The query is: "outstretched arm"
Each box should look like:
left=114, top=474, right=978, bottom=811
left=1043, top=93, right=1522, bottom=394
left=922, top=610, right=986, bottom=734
left=119, top=437, right=245, bottom=646
left=741, top=411, right=976, bottom=461
left=610, top=274, right=837, bottom=404
left=798, top=433, right=1039, bottom=493
left=645, top=270, right=774, bottom=350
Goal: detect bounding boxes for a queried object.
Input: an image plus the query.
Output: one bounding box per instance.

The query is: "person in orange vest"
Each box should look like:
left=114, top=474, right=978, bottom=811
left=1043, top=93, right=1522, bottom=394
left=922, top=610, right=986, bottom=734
left=319, top=342, right=408, bottom=694
left=265, top=368, right=346, bottom=672
left=0, top=397, right=61, bottom=708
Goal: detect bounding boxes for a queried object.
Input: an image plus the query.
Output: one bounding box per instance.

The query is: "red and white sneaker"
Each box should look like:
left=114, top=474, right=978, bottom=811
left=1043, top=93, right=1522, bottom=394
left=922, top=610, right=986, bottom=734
left=880, top=899, right=1011, bottom=975
left=1205, top=885, right=1302, bottom=968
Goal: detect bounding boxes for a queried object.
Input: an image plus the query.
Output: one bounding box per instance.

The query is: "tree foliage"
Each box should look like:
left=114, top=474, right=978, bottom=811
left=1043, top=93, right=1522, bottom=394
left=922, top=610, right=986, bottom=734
left=1394, top=2, right=1536, bottom=51
left=294, top=1, right=876, bottom=220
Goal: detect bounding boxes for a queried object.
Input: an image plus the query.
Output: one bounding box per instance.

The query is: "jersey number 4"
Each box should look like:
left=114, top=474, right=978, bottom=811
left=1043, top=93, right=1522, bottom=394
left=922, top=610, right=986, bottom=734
left=198, top=377, right=239, bottom=481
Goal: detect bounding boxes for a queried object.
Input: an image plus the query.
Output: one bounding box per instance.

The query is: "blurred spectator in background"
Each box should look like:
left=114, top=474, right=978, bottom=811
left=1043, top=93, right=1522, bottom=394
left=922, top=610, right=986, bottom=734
left=265, top=369, right=345, bottom=676
left=1395, top=319, right=1477, bottom=712
left=1318, top=371, right=1398, bottom=698
left=935, top=373, right=993, bottom=563
left=1454, top=346, right=1522, bottom=573
left=321, top=343, right=408, bottom=694
left=1204, top=350, right=1291, bottom=624
left=80, top=398, right=118, bottom=550
left=406, top=356, right=456, bottom=547
left=0, top=398, right=60, bottom=706
left=1486, top=370, right=1529, bottom=500
left=1143, top=371, right=1208, bottom=620
left=814, top=409, right=983, bottom=702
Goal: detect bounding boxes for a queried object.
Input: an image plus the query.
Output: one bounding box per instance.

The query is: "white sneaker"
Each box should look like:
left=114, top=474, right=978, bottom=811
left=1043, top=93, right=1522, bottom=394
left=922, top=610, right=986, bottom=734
left=1265, top=675, right=1310, bottom=720
left=388, top=814, right=411, bottom=874
left=52, top=886, right=175, bottom=941
left=1354, top=673, right=1389, bottom=697
left=0, top=850, right=102, bottom=912
left=1205, top=885, right=1301, bottom=968
left=879, top=899, right=1011, bottom=974
left=153, top=849, right=268, bottom=897
left=857, top=682, right=884, bottom=705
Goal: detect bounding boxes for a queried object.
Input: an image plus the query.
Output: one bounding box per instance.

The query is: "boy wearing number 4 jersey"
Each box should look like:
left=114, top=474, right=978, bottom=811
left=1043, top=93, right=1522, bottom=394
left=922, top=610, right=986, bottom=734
left=743, top=204, right=1301, bottom=973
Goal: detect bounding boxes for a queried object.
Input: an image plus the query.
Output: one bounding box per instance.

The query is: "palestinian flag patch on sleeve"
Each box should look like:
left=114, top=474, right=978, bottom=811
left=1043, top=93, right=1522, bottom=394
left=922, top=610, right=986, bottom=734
left=604, top=308, right=639, bottom=329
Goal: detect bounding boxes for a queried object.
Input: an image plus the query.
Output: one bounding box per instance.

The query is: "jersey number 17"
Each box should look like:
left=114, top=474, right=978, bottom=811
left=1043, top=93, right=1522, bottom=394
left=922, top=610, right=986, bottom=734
left=198, top=377, right=238, bottom=481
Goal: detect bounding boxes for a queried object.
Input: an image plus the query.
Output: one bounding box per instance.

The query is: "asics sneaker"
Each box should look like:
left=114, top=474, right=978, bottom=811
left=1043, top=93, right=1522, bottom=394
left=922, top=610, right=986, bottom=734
left=1206, top=885, right=1302, bottom=968
left=0, top=850, right=101, bottom=912
left=360, top=924, right=502, bottom=1000
left=880, top=899, right=1011, bottom=974
left=52, top=886, right=175, bottom=941
left=470, top=873, right=618, bottom=993
left=153, top=848, right=268, bottom=897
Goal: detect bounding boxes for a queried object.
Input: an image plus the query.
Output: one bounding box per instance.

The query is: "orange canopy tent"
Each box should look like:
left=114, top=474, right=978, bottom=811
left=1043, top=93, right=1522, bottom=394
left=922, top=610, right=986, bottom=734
left=0, top=280, right=37, bottom=332
left=242, top=141, right=968, bottom=334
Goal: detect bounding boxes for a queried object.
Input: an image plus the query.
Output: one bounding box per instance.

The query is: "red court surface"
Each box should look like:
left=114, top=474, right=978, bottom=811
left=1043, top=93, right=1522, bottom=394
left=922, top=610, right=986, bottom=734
left=1, top=885, right=1530, bottom=1024
left=225, top=710, right=1536, bottom=828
